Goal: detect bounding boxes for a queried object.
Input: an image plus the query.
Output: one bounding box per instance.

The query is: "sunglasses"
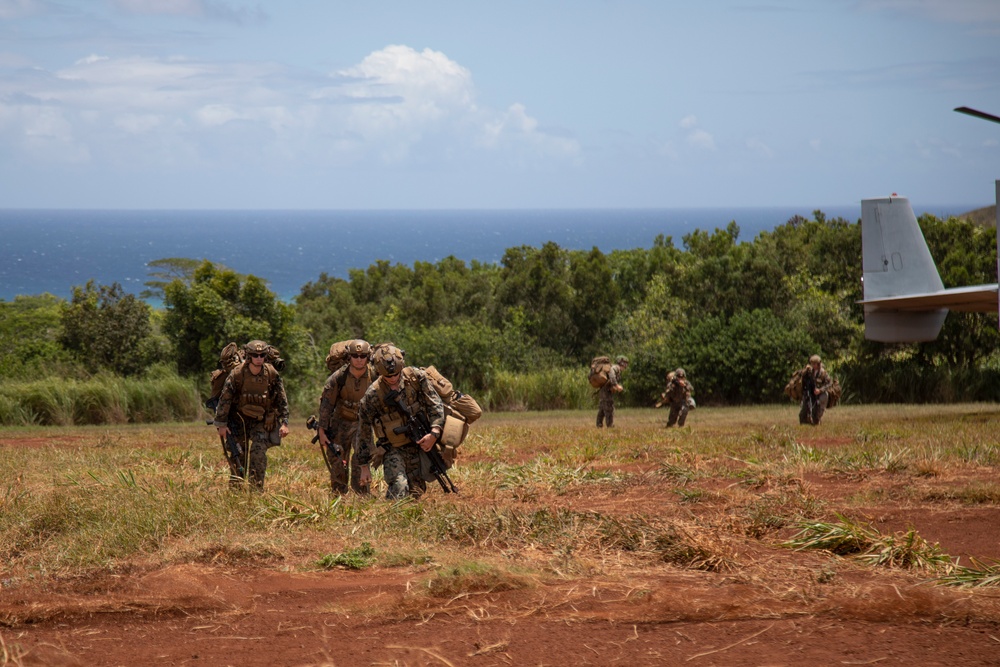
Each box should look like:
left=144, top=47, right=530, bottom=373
left=351, top=353, right=368, bottom=359
left=249, top=352, right=266, bottom=359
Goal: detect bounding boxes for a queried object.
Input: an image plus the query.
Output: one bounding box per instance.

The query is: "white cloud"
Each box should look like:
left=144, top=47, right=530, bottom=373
left=687, top=129, right=715, bottom=151
left=479, top=103, right=580, bottom=159
left=677, top=115, right=715, bottom=151
left=746, top=137, right=774, bottom=158
left=0, top=44, right=578, bottom=171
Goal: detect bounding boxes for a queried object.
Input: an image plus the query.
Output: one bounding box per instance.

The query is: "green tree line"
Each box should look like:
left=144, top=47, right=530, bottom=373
left=2, top=210, right=998, bottom=424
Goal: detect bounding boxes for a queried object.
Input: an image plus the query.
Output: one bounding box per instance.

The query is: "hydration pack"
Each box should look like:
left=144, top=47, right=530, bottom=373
left=589, top=356, right=612, bottom=388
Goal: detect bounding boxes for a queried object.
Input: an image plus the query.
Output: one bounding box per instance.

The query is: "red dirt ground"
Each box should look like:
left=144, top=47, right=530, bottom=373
left=3, top=432, right=1000, bottom=666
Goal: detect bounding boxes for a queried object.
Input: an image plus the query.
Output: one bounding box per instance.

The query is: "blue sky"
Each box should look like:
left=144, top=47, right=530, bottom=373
left=0, top=0, right=998, bottom=209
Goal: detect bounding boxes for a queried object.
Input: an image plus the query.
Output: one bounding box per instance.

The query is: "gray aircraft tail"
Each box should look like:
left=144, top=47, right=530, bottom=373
left=861, top=196, right=947, bottom=342
left=860, top=187, right=1000, bottom=342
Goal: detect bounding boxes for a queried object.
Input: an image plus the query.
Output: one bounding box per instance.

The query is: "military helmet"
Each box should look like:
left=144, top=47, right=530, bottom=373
left=245, top=340, right=269, bottom=357
left=616, top=355, right=629, bottom=365
left=372, top=344, right=405, bottom=377
left=347, top=339, right=372, bottom=358
left=675, top=368, right=686, bottom=378
left=809, top=354, right=821, bottom=364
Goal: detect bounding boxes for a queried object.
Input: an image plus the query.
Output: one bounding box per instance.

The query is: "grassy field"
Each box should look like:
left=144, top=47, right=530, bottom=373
left=4, top=403, right=1000, bottom=665
left=2, top=403, right=999, bottom=587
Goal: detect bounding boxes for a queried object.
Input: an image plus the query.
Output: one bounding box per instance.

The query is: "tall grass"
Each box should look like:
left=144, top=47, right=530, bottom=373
left=0, top=375, right=201, bottom=426
left=484, top=367, right=595, bottom=411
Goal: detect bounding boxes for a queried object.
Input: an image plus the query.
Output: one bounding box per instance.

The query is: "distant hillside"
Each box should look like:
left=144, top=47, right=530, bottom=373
left=959, top=204, right=997, bottom=227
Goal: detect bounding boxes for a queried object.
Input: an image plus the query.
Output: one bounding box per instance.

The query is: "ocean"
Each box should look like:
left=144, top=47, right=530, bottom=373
left=0, top=205, right=974, bottom=303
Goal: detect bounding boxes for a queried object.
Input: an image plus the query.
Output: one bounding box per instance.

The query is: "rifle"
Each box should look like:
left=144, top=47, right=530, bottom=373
left=383, top=388, right=458, bottom=494
left=802, top=369, right=818, bottom=421
left=207, top=420, right=246, bottom=479
left=306, top=415, right=344, bottom=468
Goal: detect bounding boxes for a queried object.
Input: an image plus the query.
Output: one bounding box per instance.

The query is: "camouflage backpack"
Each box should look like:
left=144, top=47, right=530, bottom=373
left=420, top=365, right=484, bottom=466
left=784, top=367, right=806, bottom=402
left=325, top=340, right=354, bottom=373
left=588, top=356, right=612, bottom=388
left=827, top=378, right=843, bottom=408
left=207, top=342, right=244, bottom=410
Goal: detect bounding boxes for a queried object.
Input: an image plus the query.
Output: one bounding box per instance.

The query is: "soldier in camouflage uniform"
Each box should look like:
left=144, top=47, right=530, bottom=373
left=356, top=344, right=445, bottom=500
left=660, top=367, right=694, bottom=427
left=597, top=356, right=628, bottom=428
left=214, top=340, right=290, bottom=490
left=317, top=339, right=374, bottom=494
left=799, top=354, right=832, bottom=426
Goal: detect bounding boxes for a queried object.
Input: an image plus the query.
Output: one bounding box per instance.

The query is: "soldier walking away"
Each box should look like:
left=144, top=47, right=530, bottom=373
left=356, top=344, right=446, bottom=500
left=658, top=367, right=695, bottom=427
left=597, top=356, right=628, bottom=428
left=799, top=354, right=832, bottom=426
left=213, top=340, right=290, bottom=490
left=317, top=339, right=374, bottom=494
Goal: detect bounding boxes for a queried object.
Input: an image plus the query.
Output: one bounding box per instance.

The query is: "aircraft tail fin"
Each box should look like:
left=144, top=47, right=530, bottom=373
left=861, top=196, right=947, bottom=342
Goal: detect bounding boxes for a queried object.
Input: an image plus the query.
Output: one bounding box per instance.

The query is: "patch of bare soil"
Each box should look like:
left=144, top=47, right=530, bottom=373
left=3, top=562, right=1000, bottom=666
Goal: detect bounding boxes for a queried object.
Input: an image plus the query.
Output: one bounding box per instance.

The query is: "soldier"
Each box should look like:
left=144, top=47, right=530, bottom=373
left=659, top=367, right=694, bottom=427
left=597, top=355, right=628, bottom=428
left=317, top=339, right=374, bottom=494
left=356, top=344, right=446, bottom=499
left=799, top=354, right=833, bottom=425
left=213, top=339, right=290, bottom=490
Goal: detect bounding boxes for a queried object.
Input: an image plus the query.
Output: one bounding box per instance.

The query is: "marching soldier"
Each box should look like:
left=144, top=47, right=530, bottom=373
left=213, top=340, right=289, bottom=490
left=317, top=339, right=374, bottom=494
left=356, top=344, right=446, bottom=500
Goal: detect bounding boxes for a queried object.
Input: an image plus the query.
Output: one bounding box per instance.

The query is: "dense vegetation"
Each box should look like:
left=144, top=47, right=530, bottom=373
left=1, top=210, right=998, bottom=424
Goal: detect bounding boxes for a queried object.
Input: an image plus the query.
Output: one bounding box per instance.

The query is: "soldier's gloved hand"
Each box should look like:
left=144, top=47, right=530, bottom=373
left=358, top=464, right=372, bottom=487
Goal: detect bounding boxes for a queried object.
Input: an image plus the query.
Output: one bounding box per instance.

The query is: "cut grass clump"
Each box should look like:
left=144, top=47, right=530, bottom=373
left=653, top=526, right=736, bottom=572
left=422, top=561, right=531, bottom=598
left=783, top=515, right=952, bottom=572
left=193, top=543, right=284, bottom=566
left=317, top=543, right=376, bottom=570
left=922, top=483, right=1000, bottom=504
left=936, top=557, right=1000, bottom=587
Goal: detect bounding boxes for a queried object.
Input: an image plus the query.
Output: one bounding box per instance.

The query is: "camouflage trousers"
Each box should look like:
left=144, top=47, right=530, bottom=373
left=224, top=422, right=274, bottom=490
left=596, top=392, right=616, bottom=427
left=324, top=418, right=368, bottom=495
left=382, top=443, right=426, bottom=500
left=799, top=392, right=829, bottom=426
left=667, top=400, right=689, bottom=427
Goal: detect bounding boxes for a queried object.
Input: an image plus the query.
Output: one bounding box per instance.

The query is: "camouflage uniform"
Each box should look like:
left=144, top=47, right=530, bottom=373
left=799, top=358, right=832, bottom=426
left=213, top=359, right=289, bottom=490
left=318, top=363, right=374, bottom=494
left=357, top=367, right=445, bottom=500
left=662, top=371, right=694, bottom=427
left=597, top=362, right=624, bottom=428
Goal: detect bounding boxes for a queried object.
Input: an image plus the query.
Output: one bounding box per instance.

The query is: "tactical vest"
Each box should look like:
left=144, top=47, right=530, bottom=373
left=372, top=368, right=424, bottom=447
left=233, top=361, right=275, bottom=424
left=336, top=365, right=373, bottom=421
